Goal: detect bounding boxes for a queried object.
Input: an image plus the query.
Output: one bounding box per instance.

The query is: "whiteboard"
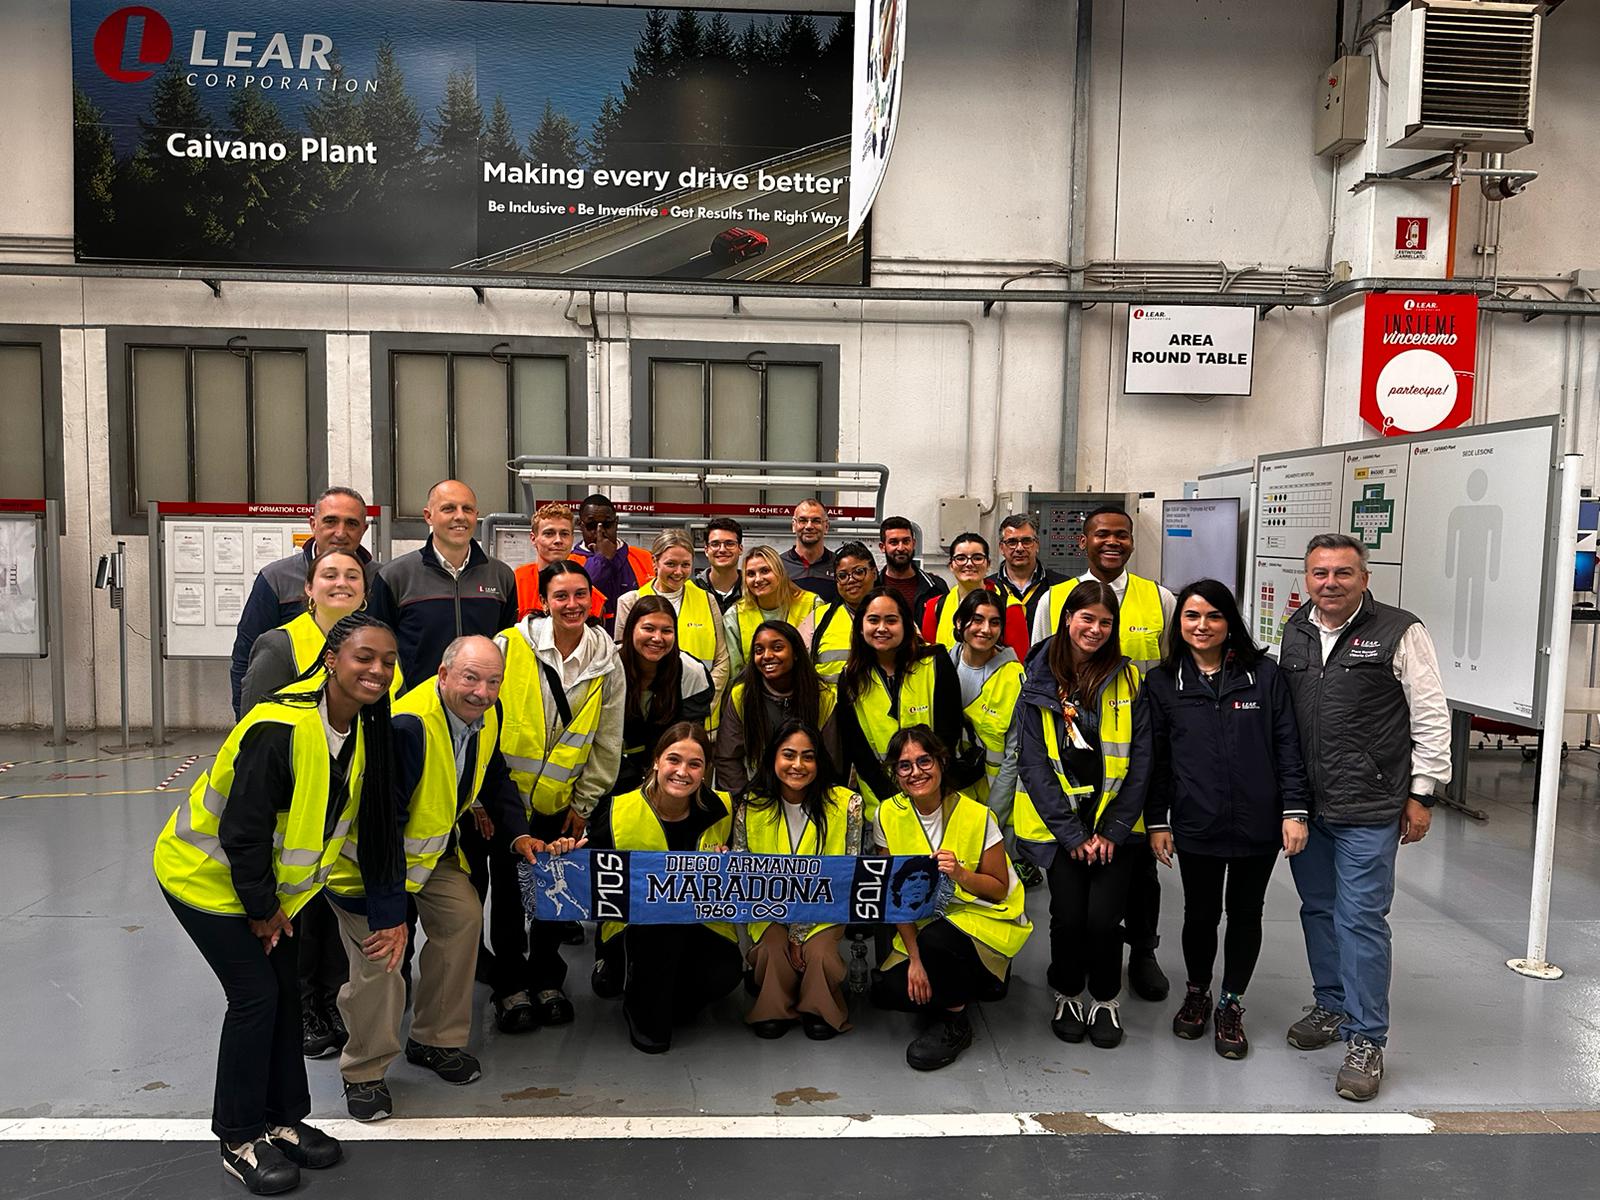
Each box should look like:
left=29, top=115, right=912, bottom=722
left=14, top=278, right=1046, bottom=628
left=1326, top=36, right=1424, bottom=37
left=0, top=514, right=44, bottom=657
left=1161, top=498, right=1240, bottom=597
left=1252, top=417, right=1559, bottom=724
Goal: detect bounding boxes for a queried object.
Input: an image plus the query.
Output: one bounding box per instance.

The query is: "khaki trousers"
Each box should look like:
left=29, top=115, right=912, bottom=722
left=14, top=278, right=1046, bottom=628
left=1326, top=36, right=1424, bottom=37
left=746, top=925, right=850, bottom=1032
left=334, top=857, right=482, bottom=1083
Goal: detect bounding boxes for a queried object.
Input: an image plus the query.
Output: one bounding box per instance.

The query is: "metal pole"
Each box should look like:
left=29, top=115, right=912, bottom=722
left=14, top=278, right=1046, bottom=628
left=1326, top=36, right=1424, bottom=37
left=147, top=503, right=168, bottom=748
left=116, top=539, right=130, bottom=752
left=1509, top=452, right=1583, bottom=980
left=1243, top=480, right=1259, bottom=627
left=43, top=499, right=71, bottom=746
left=377, top=505, right=392, bottom=565
left=1059, top=0, right=1092, bottom=492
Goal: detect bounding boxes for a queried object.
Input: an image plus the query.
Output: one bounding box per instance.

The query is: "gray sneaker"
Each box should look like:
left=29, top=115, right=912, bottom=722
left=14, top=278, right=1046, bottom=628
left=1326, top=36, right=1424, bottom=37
left=1286, top=1004, right=1347, bottom=1050
left=1335, top=1036, right=1384, bottom=1102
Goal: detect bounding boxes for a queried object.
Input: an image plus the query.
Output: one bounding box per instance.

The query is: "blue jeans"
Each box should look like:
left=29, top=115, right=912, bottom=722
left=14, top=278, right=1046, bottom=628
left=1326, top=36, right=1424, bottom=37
left=1289, top=816, right=1400, bottom=1045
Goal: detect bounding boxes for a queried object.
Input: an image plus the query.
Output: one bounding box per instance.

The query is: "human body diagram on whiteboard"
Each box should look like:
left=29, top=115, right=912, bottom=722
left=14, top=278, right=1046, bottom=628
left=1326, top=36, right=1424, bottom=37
left=1445, top=469, right=1501, bottom=663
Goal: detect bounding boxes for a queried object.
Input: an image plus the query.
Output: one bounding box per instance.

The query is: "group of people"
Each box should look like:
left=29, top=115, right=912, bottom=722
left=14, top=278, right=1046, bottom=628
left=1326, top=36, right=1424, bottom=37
left=158, top=482, right=1450, bottom=1195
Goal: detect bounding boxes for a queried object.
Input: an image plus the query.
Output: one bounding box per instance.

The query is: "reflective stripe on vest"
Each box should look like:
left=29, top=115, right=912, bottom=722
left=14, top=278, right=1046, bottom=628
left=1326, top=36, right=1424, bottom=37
left=1012, top=664, right=1141, bottom=847
left=850, top=656, right=937, bottom=819
left=499, top=631, right=605, bottom=816
left=279, top=611, right=407, bottom=701
left=153, top=701, right=363, bottom=917
left=741, top=785, right=853, bottom=943
left=961, top=657, right=1023, bottom=805
left=599, top=788, right=735, bottom=945
left=329, top=678, right=499, bottom=897
left=877, top=791, right=1031, bottom=959
left=810, top=602, right=853, bottom=684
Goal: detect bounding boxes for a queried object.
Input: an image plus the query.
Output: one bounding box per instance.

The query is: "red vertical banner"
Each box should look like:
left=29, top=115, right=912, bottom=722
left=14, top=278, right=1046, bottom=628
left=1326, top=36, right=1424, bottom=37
left=1359, top=293, right=1478, bottom=436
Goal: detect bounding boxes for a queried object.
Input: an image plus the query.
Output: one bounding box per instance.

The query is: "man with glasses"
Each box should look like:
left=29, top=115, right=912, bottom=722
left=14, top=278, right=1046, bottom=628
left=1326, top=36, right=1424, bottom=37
left=574, top=493, right=654, bottom=633
left=921, top=532, right=996, bottom=648
left=781, top=498, right=839, bottom=604
left=986, top=514, right=1065, bottom=659
left=694, top=518, right=745, bottom=612
left=811, top=541, right=878, bottom=683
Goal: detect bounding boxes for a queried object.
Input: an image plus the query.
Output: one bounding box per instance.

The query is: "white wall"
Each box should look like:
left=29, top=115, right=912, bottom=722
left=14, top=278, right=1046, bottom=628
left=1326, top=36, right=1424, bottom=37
left=2, top=0, right=1596, bottom=729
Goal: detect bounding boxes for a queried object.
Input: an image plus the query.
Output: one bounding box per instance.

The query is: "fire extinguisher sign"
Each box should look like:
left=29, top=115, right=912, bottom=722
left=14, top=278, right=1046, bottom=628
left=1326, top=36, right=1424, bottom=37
left=1358, top=293, right=1478, bottom=437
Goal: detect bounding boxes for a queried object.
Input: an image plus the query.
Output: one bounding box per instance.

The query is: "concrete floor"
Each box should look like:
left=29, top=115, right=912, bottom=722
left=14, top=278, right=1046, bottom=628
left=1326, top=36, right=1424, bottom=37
left=3, top=727, right=1598, bottom=1125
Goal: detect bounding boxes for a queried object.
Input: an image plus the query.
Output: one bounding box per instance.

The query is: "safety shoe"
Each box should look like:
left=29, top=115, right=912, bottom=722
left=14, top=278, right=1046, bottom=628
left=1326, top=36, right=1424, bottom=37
left=301, top=1009, right=338, bottom=1059
left=265, top=1121, right=342, bottom=1169
left=1127, top=950, right=1170, bottom=1002
left=405, top=1039, right=482, bottom=1084
left=1050, top=992, right=1087, bottom=1043
left=221, top=1137, right=299, bottom=1194
left=1087, top=999, right=1124, bottom=1049
left=906, top=1010, right=972, bottom=1071
left=1286, top=1004, right=1348, bottom=1051
left=324, top=1003, right=349, bottom=1049
left=534, top=987, right=575, bottom=1026
left=592, top=956, right=623, bottom=1000
left=343, top=1079, right=392, bottom=1122
left=1171, top=985, right=1212, bottom=1040
left=560, top=920, right=586, bottom=946
left=1336, top=1036, right=1384, bottom=1102
left=494, top=991, right=539, bottom=1034
left=1016, top=861, right=1045, bottom=889
left=1214, top=995, right=1249, bottom=1060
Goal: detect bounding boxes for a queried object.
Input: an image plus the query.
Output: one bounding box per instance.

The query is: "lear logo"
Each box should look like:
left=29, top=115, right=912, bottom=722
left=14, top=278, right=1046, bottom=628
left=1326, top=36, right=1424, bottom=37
left=1133, top=308, right=1145, bottom=320
left=93, top=6, right=172, bottom=83
left=1232, top=701, right=1261, bottom=711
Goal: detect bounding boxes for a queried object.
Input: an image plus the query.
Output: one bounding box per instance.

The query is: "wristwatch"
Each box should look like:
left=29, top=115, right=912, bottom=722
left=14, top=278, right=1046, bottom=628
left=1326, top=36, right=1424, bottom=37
left=1409, top=791, right=1436, bottom=808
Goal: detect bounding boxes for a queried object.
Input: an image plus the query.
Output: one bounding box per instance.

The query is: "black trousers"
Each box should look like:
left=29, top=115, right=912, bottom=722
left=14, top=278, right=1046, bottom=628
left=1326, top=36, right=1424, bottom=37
left=164, top=889, right=309, bottom=1143
left=487, top=808, right=569, bottom=1000
left=1047, top=849, right=1135, bottom=1001
left=1122, top=837, right=1162, bottom=953
left=609, top=924, right=742, bottom=1048
left=870, top=919, right=1009, bottom=1012
left=293, top=893, right=347, bottom=1011
left=1175, top=848, right=1278, bottom=996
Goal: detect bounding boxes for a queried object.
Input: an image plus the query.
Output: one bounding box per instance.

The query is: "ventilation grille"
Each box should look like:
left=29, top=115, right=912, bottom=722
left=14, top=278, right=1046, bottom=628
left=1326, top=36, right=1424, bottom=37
left=1419, top=6, right=1537, bottom=132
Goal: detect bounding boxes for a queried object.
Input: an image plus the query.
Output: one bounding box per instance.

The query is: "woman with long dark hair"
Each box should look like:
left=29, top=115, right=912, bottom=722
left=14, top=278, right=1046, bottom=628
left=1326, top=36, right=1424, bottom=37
left=612, top=529, right=731, bottom=719
left=950, top=588, right=1024, bottom=824
left=153, top=612, right=403, bottom=1194
left=732, top=720, right=863, bottom=1040
left=1014, top=580, right=1152, bottom=1051
left=838, top=587, right=973, bottom=820
left=614, top=596, right=715, bottom=795
left=1141, top=579, right=1310, bottom=1059
left=714, top=620, right=839, bottom=795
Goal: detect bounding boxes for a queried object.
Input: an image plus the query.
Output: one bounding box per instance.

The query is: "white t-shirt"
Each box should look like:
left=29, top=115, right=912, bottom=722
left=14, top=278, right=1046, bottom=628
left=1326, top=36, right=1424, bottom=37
left=873, top=804, right=1004, bottom=855
left=318, top=697, right=351, bottom=758
left=782, top=799, right=810, bottom=848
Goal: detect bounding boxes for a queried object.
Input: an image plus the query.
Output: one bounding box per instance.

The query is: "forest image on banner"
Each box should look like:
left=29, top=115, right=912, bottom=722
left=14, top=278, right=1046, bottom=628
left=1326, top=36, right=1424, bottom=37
left=72, top=0, right=866, bottom=283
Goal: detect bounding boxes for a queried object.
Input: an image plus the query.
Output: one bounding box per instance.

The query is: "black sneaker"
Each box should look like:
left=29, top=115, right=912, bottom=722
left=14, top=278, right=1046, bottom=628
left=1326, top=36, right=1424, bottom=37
left=1087, top=999, right=1123, bottom=1048
left=221, top=1137, right=299, bottom=1195
left=343, top=1079, right=392, bottom=1122
left=1214, top=996, right=1249, bottom=1060
left=1287, top=1004, right=1347, bottom=1051
left=750, top=1018, right=796, bottom=1040
left=301, top=1009, right=338, bottom=1059
left=560, top=920, right=586, bottom=946
left=1335, top=1036, right=1384, bottom=1102
left=1172, top=985, right=1212, bottom=1040
left=494, top=991, right=539, bottom=1034
left=592, top=956, right=623, bottom=1000
left=324, top=1003, right=349, bottom=1050
left=266, top=1121, right=342, bottom=1169
left=405, top=1039, right=482, bottom=1084
left=1016, top=861, right=1045, bottom=889
left=534, top=987, right=575, bottom=1026
left=1050, top=993, right=1087, bottom=1043
left=801, top=1013, right=839, bottom=1041
left=906, top=1011, right=972, bottom=1070
left=1127, top=950, right=1170, bottom=1002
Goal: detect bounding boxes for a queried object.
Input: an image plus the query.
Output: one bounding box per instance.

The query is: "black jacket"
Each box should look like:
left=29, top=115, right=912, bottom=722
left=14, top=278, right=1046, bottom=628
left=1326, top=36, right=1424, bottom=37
left=368, top=536, right=519, bottom=683
left=1141, top=651, right=1310, bottom=857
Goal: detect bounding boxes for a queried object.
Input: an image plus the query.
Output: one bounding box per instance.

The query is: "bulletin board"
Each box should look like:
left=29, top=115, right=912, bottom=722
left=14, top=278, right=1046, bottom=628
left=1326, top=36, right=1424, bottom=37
left=1161, top=498, right=1241, bottom=598
left=0, top=507, right=45, bottom=657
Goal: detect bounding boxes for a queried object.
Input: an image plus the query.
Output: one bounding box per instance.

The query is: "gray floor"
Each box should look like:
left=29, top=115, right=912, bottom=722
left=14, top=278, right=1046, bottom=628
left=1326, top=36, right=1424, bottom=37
left=3, top=728, right=1600, bottom=1123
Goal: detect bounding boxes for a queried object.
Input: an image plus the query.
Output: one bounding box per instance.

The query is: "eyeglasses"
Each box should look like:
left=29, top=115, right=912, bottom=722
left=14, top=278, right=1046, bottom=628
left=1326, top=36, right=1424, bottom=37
left=894, top=755, right=936, bottom=776
left=1000, top=536, right=1038, bottom=549
left=950, top=553, right=988, bottom=565
left=836, top=566, right=875, bottom=583
left=706, top=539, right=740, bottom=550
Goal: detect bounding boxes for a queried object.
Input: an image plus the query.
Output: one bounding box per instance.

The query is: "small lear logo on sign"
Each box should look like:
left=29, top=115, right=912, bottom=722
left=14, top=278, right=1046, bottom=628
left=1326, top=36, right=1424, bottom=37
left=93, top=6, right=172, bottom=82
left=1124, top=305, right=1255, bottom=396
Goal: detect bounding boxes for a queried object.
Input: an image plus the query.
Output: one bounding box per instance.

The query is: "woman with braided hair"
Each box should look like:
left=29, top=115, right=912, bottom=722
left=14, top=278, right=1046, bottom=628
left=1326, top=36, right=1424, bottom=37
left=154, top=612, right=405, bottom=1195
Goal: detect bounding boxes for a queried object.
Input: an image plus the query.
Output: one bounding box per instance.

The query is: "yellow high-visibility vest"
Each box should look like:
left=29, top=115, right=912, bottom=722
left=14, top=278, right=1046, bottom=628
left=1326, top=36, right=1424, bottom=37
left=638, top=579, right=720, bottom=667
left=600, top=787, right=735, bottom=945
left=810, top=601, right=853, bottom=684
left=498, top=629, right=605, bottom=817
left=1042, top=574, right=1165, bottom=673
left=961, top=655, right=1023, bottom=807
left=734, top=593, right=820, bottom=660
left=740, top=784, right=854, bottom=943
left=278, top=611, right=406, bottom=702
left=153, top=701, right=362, bottom=917
left=877, top=790, right=1032, bottom=959
left=849, top=655, right=937, bottom=820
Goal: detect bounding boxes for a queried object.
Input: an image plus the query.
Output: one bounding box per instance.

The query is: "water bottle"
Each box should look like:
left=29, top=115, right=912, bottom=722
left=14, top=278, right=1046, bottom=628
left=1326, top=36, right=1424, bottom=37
left=847, top=933, right=869, bottom=995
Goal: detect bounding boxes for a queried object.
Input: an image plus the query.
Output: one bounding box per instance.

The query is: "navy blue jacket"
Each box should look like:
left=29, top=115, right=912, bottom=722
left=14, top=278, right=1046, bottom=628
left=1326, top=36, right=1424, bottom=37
left=367, top=537, right=519, bottom=684
left=1140, top=650, right=1311, bottom=857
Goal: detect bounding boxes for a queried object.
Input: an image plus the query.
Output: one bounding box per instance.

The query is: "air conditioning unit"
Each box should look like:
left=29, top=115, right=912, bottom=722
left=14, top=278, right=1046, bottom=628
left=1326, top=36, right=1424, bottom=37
left=1386, top=0, right=1542, bottom=152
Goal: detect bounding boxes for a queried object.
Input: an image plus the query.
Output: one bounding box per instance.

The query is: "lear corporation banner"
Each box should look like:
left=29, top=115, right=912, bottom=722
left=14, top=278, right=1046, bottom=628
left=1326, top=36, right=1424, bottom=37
left=72, top=0, right=866, bottom=283
left=519, top=852, right=946, bottom=926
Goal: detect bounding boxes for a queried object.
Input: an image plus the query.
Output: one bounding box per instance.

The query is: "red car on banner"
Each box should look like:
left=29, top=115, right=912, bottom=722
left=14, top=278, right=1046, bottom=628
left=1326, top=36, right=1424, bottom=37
left=1359, top=293, right=1479, bottom=436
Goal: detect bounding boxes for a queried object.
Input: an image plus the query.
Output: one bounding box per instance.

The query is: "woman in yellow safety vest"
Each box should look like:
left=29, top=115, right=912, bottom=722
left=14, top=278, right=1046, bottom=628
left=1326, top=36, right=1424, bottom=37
left=869, top=725, right=1031, bottom=1071
left=713, top=620, right=840, bottom=795
left=240, top=549, right=406, bottom=713
left=613, top=596, right=716, bottom=794
left=949, top=589, right=1024, bottom=825
left=152, top=612, right=403, bottom=1194
left=547, top=722, right=742, bottom=1054
left=838, top=588, right=976, bottom=820
left=724, top=545, right=822, bottom=676
left=732, top=719, right=863, bottom=1040
left=919, top=531, right=995, bottom=649
left=1012, top=579, right=1151, bottom=1052
left=613, top=529, right=731, bottom=715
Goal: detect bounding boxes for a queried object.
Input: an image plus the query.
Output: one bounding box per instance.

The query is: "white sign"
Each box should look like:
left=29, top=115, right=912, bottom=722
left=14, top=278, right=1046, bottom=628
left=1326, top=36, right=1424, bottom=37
left=848, top=0, right=905, bottom=242
left=1161, top=498, right=1241, bottom=597
left=1125, top=305, right=1256, bottom=396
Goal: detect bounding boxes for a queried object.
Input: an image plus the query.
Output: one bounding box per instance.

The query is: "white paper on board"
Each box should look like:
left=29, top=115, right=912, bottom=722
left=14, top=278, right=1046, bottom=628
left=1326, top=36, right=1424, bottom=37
left=171, top=582, right=206, bottom=626
left=212, top=528, right=245, bottom=575
left=0, top=517, right=40, bottom=638
left=214, top=582, right=246, bottom=626
left=252, top=529, right=286, bottom=574
left=172, top=527, right=206, bottom=576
